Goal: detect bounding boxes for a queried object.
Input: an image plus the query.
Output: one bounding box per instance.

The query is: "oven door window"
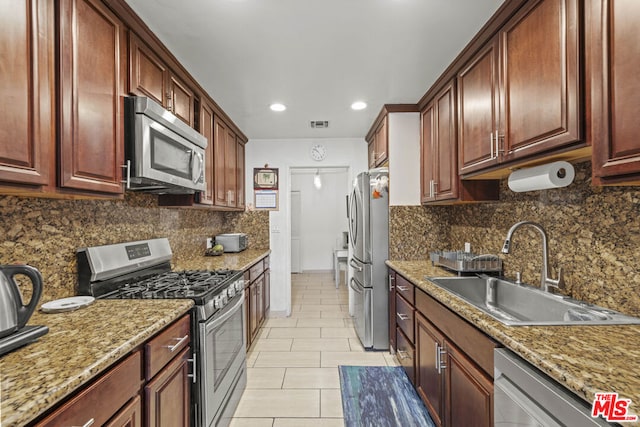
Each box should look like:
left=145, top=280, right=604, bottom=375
left=204, top=299, right=244, bottom=389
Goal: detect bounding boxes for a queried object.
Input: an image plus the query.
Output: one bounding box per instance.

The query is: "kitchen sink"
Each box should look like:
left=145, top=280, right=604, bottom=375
left=427, top=276, right=640, bottom=326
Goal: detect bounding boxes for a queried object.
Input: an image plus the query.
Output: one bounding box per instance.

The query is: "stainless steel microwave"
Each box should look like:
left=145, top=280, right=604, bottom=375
left=124, top=96, right=208, bottom=194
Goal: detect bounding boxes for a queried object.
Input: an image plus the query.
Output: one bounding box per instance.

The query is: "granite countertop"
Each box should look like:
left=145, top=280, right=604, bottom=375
left=0, top=249, right=268, bottom=426
left=0, top=299, right=193, bottom=426
left=387, top=260, right=640, bottom=424
left=173, top=248, right=270, bottom=272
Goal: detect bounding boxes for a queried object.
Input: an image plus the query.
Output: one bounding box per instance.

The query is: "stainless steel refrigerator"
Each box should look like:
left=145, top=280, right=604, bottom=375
left=348, top=167, right=389, bottom=350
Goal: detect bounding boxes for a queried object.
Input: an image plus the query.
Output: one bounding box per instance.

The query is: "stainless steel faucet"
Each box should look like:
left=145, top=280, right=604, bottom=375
left=501, top=221, right=564, bottom=292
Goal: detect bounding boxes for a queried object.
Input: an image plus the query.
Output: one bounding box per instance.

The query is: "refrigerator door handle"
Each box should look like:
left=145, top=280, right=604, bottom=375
left=350, top=277, right=363, bottom=293
left=349, top=258, right=363, bottom=272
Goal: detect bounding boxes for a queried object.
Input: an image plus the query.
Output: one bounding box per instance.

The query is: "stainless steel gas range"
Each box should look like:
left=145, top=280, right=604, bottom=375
left=76, top=238, right=246, bottom=427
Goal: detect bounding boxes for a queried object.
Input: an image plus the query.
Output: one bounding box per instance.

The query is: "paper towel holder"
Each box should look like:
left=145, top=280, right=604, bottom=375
left=507, top=160, right=575, bottom=192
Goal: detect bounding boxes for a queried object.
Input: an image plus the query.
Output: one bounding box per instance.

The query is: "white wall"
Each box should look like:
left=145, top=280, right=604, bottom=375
left=291, top=168, right=349, bottom=271
left=245, top=138, right=368, bottom=315
left=388, top=112, right=421, bottom=206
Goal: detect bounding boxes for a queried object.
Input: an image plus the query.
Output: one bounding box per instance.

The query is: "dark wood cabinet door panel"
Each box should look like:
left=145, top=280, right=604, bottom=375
left=434, top=82, right=458, bottom=201
left=0, top=0, right=54, bottom=187
left=446, top=344, right=493, bottom=427
left=457, top=39, right=500, bottom=175
left=104, top=394, right=142, bottom=427
left=145, top=346, right=190, bottom=427
left=170, top=75, right=195, bottom=127
left=500, top=0, right=581, bottom=159
left=129, top=33, right=167, bottom=106
left=416, top=313, right=444, bottom=427
left=213, top=117, right=228, bottom=206
left=590, top=0, right=640, bottom=182
left=420, top=104, right=435, bottom=203
left=58, top=0, right=125, bottom=194
left=225, top=128, right=237, bottom=207
left=237, top=141, right=245, bottom=209
left=199, top=101, right=215, bottom=205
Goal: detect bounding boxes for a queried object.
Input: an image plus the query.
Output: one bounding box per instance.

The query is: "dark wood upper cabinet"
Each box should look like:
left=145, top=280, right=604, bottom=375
left=367, top=116, right=389, bottom=168
left=0, top=0, right=55, bottom=188
left=434, top=82, right=458, bottom=201
left=129, top=33, right=194, bottom=127
left=236, top=141, right=246, bottom=209
left=199, top=101, right=215, bottom=205
left=589, top=0, right=640, bottom=184
left=225, top=128, right=237, bottom=207
left=499, top=0, right=581, bottom=160
left=58, top=0, right=125, bottom=195
left=421, top=103, right=435, bottom=203
left=213, top=117, right=228, bottom=207
left=129, top=32, right=168, bottom=106
left=456, top=0, right=582, bottom=179
left=457, top=39, right=501, bottom=175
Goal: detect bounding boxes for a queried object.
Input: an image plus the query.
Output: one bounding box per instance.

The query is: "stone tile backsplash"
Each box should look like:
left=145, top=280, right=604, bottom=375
left=390, top=161, right=640, bottom=317
left=0, top=193, right=269, bottom=302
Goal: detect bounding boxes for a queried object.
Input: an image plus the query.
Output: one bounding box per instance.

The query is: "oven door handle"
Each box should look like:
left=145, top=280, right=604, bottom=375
left=205, top=293, right=244, bottom=333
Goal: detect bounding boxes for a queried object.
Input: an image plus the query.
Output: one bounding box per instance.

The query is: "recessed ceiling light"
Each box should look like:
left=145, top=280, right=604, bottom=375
left=270, top=103, right=286, bottom=112
left=351, top=101, right=367, bottom=111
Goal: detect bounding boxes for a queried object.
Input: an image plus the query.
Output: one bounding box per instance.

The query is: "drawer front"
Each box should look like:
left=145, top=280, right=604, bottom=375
left=416, top=289, right=498, bottom=377
left=395, top=273, right=415, bottom=305
left=36, top=351, right=143, bottom=427
left=395, top=293, right=415, bottom=343
left=396, top=327, right=416, bottom=385
left=249, top=260, right=264, bottom=282
left=145, top=314, right=191, bottom=381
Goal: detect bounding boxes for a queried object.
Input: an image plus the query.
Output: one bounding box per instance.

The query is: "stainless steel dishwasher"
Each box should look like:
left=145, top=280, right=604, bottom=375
left=494, top=348, right=615, bottom=426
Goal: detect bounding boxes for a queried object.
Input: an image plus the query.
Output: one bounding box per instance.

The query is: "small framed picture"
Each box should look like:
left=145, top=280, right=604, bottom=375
left=254, top=168, right=279, bottom=190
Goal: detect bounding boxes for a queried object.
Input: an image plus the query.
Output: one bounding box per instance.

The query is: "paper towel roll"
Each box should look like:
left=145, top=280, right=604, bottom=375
left=507, top=161, right=575, bottom=192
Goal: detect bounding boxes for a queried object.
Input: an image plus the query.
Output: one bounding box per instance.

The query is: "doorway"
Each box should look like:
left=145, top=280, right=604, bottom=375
left=290, top=167, right=349, bottom=272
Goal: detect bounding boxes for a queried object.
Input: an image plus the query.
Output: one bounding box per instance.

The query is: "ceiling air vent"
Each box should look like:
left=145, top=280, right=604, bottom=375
left=310, top=120, right=329, bottom=129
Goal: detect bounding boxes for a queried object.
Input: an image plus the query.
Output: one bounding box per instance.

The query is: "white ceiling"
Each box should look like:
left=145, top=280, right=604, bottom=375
left=124, top=0, right=505, bottom=140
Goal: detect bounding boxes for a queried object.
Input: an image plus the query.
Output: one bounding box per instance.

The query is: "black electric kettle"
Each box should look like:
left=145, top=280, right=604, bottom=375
left=0, top=265, right=43, bottom=339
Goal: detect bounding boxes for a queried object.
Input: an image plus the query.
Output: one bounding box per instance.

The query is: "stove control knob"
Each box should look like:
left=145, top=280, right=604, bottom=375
left=213, top=296, right=223, bottom=309
left=227, top=287, right=235, bottom=298
left=235, top=281, right=244, bottom=292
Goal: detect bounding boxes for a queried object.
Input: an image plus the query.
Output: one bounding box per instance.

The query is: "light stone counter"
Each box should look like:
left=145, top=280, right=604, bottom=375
left=387, top=260, right=640, bottom=426
left=0, top=299, right=193, bottom=426
left=173, top=248, right=270, bottom=272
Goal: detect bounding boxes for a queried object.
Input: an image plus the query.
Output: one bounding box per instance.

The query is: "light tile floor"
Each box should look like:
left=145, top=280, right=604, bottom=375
left=230, top=272, right=398, bottom=426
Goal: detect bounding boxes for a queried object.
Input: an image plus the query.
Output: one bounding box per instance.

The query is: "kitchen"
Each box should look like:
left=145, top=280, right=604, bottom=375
left=2, top=0, right=640, bottom=426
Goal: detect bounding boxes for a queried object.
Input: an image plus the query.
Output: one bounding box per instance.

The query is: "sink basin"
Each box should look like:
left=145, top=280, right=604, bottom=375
left=427, top=276, right=640, bottom=326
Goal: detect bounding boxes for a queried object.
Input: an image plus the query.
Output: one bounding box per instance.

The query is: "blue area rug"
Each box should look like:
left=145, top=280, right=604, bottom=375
left=339, top=365, right=436, bottom=427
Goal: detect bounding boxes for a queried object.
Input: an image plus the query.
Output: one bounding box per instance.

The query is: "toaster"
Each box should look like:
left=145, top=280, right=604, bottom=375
left=214, top=233, right=247, bottom=253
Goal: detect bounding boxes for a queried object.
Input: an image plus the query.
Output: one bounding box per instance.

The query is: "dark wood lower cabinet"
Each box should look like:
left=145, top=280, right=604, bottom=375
left=416, top=313, right=445, bottom=427
left=104, top=395, right=142, bottom=427
left=145, top=346, right=191, bottom=427
left=446, top=344, right=493, bottom=427
left=245, top=257, right=270, bottom=350
left=389, top=268, right=497, bottom=427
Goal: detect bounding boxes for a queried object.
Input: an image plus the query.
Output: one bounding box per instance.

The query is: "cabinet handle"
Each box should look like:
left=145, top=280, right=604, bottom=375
left=165, top=334, right=189, bottom=352
left=490, top=132, right=494, bottom=159
left=436, top=343, right=447, bottom=374
left=121, top=161, right=131, bottom=189
left=495, top=129, right=500, bottom=158
left=397, top=285, right=409, bottom=292
left=188, top=352, right=197, bottom=384
left=389, top=274, right=395, bottom=291
left=397, top=350, right=410, bottom=360
left=396, top=312, right=410, bottom=321
left=75, top=419, right=95, bottom=427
